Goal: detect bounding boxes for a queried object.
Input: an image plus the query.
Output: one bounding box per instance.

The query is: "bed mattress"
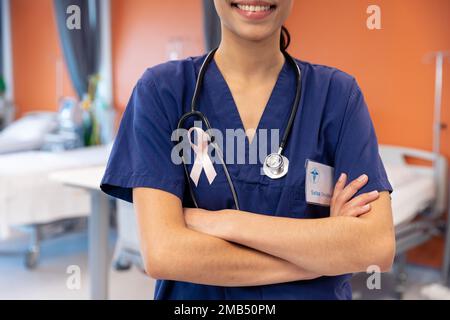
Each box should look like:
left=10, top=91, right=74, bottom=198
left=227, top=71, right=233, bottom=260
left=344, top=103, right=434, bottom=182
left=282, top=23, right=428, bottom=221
left=384, top=164, right=435, bottom=226
left=0, top=145, right=111, bottom=238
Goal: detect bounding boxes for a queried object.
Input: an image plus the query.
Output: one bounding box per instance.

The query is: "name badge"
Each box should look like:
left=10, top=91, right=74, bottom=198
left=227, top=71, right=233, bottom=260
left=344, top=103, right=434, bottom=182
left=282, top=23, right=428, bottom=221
left=305, top=159, right=335, bottom=206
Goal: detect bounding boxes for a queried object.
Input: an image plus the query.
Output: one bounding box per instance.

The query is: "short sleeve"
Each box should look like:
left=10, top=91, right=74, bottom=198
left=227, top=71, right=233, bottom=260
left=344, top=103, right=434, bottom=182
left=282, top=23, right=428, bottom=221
left=333, top=80, right=393, bottom=198
left=100, top=76, right=185, bottom=203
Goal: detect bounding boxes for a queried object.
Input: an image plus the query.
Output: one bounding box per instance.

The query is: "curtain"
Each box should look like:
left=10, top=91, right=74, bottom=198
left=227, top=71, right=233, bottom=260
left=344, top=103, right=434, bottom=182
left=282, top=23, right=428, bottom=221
left=202, top=0, right=221, bottom=51
left=53, top=0, right=100, bottom=99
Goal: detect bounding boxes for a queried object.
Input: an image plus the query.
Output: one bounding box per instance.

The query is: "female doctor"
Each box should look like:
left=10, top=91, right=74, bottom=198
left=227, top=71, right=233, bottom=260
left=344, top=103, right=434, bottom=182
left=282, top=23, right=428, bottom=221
left=101, top=0, right=395, bottom=300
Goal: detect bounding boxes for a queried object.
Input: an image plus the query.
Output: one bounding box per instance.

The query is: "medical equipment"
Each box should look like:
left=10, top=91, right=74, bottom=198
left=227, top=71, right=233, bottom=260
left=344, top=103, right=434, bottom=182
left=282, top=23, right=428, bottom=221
left=430, top=51, right=450, bottom=287
left=263, top=151, right=290, bottom=179
left=380, top=145, right=447, bottom=230
left=353, top=145, right=447, bottom=299
left=177, top=48, right=302, bottom=209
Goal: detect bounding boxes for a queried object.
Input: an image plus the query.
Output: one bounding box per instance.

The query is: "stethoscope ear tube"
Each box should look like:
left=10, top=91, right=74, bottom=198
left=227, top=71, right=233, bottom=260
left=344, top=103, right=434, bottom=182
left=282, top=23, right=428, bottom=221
left=190, top=49, right=218, bottom=113
left=279, top=52, right=302, bottom=151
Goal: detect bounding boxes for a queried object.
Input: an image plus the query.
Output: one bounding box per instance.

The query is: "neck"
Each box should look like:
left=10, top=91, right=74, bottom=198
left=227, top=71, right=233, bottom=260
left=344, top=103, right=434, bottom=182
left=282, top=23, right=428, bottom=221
left=215, top=27, right=285, bottom=79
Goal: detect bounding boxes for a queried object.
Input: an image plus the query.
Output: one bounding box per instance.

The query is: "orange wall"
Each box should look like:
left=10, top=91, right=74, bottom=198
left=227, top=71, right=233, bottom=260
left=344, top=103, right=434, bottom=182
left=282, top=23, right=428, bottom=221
left=10, top=0, right=450, bottom=157
left=111, top=0, right=204, bottom=111
left=11, top=0, right=75, bottom=117
left=286, top=0, right=450, bottom=157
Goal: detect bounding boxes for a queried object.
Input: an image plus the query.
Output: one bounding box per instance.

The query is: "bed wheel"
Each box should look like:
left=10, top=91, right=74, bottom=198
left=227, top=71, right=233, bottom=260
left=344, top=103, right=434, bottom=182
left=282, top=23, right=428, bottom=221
left=24, top=247, right=40, bottom=270
left=394, top=255, right=408, bottom=299
left=394, top=271, right=408, bottom=299
left=113, top=256, right=132, bottom=271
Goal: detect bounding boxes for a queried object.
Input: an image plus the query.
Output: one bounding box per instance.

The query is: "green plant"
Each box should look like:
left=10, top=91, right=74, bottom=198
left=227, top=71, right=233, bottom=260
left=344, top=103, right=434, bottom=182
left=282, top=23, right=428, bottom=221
left=0, top=76, right=6, bottom=96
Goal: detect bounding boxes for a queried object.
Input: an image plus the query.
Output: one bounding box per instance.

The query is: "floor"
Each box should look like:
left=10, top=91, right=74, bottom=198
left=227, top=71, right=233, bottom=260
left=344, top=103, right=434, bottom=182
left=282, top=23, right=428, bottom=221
left=0, top=230, right=154, bottom=300
left=408, top=235, right=446, bottom=268
left=0, top=229, right=446, bottom=300
left=351, top=263, right=442, bottom=300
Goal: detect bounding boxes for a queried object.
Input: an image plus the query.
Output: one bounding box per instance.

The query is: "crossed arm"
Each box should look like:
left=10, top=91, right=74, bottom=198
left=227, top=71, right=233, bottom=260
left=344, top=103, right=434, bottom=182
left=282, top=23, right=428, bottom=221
left=134, top=187, right=318, bottom=286
left=133, top=173, right=395, bottom=285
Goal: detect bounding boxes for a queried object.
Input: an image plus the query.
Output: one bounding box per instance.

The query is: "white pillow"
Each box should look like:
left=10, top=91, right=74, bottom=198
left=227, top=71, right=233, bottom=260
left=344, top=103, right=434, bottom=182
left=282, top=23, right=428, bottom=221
left=1, top=112, right=58, bottom=141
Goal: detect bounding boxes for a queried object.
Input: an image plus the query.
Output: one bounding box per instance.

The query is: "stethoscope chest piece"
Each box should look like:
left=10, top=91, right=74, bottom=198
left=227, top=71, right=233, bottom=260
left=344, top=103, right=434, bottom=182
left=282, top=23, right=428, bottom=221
left=263, top=153, right=289, bottom=179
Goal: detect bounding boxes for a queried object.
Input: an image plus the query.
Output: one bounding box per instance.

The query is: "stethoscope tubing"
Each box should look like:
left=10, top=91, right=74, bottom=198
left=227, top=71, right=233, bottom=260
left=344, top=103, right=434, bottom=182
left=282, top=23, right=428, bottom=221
left=176, top=48, right=302, bottom=210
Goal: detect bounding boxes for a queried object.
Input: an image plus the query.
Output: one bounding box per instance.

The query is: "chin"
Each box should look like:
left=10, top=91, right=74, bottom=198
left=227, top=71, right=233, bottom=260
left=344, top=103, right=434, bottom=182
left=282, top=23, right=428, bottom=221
left=234, top=24, right=276, bottom=42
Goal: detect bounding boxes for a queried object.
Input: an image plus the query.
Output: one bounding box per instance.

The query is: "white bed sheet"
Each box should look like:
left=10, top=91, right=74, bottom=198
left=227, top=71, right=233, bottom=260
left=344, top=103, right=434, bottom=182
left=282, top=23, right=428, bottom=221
left=384, top=164, right=435, bottom=226
left=0, top=145, right=111, bottom=238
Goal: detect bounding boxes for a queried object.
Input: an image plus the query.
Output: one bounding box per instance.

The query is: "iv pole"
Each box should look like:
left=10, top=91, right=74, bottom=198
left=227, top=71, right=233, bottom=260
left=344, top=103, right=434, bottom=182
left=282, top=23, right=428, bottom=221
left=431, top=51, right=450, bottom=286
left=432, top=52, right=449, bottom=158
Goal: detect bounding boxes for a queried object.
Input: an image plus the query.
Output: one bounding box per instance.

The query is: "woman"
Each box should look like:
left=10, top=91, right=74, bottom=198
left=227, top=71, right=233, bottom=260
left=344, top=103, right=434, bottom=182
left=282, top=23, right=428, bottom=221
left=101, top=0, right=395, bottom=300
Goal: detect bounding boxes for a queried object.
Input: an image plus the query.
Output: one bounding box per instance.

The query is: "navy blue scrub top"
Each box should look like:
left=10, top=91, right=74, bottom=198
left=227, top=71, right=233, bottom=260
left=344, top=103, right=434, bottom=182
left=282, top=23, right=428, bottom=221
left=100, top=53, right=393, bottom=300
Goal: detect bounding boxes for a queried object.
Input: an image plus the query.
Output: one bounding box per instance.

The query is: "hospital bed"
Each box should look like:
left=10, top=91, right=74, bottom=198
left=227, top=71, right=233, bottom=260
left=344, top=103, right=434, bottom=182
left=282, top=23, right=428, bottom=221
left=380, top=145, right=447, bottom=251
left=0, top=145, right=111, bottom=268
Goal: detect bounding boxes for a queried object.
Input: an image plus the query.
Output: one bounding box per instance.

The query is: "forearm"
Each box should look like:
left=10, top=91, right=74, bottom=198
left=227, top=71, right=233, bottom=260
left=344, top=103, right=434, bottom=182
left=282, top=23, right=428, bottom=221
left=197, top=208, right=394, bottom=276
left=183, top=177, right=394, bottom=277
left=147, top=225, right=320, bottom=286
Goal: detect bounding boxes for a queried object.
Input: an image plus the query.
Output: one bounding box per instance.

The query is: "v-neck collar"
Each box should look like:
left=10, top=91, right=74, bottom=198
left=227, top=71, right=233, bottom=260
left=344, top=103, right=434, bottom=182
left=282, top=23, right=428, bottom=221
left=210, top=58, right=289, bottom=146
left=200, top=56, right=295, bottom=182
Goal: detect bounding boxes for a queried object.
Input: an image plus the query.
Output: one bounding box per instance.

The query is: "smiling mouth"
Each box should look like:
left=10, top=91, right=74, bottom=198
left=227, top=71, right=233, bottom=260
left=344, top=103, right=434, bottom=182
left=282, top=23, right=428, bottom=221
left=230, top=1, right=277, bottom=13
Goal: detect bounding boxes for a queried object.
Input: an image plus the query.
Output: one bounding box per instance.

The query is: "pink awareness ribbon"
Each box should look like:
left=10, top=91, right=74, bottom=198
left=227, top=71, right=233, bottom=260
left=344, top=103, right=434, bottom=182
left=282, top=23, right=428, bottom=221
left=187, top=127, right=217, bottom=187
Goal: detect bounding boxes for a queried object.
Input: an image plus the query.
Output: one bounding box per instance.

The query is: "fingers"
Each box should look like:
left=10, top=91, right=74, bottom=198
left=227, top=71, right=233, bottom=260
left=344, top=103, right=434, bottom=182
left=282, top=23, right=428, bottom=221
left=331, top=173, right=346, bottom=209
left=331, top=173, right=380, bottom=218
left=335, top=174, right=369, bottom=208
left=339, top=190, right=380, bottom=217
left=334, top=173, right=347, bottom=193
left=332, top=173, right=347, bottom=199
left=341, top=203, right=372, bottom=217
left=347, top=190, right=380, bottom=208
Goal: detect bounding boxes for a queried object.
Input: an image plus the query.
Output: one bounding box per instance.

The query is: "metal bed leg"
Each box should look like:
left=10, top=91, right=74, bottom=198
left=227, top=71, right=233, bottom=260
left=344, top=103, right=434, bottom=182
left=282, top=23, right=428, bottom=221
left=394, top=253, right=408, bottom=300
left=112, top=240, right=132, bottom=271
left=442, top=189, right=450, bottom=286
left=89, top=191, right=111, bottom=300
left=25, top=226, right=41, bottom=269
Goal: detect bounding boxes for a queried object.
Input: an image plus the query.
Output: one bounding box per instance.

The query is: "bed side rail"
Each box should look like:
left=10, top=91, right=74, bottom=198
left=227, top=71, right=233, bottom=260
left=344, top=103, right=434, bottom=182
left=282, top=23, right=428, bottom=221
left=379, top=144, right=448, bottom=217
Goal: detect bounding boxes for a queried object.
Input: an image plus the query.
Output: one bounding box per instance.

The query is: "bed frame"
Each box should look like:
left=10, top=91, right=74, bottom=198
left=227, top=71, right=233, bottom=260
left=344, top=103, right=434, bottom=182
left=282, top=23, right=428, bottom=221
left=379, top=144, right=447, bottom=219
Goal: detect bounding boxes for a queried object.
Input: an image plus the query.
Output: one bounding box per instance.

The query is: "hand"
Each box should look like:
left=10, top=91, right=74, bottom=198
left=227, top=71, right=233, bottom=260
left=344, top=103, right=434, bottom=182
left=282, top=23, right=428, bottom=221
left=330, top=173, right=380, bottom=218
left=184, top=207, right=217, bottom=235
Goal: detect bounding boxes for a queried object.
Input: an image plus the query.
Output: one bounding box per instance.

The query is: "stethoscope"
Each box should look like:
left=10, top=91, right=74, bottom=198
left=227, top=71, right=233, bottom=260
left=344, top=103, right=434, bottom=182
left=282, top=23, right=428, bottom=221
left=176, top=48, right=302, bottom=210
